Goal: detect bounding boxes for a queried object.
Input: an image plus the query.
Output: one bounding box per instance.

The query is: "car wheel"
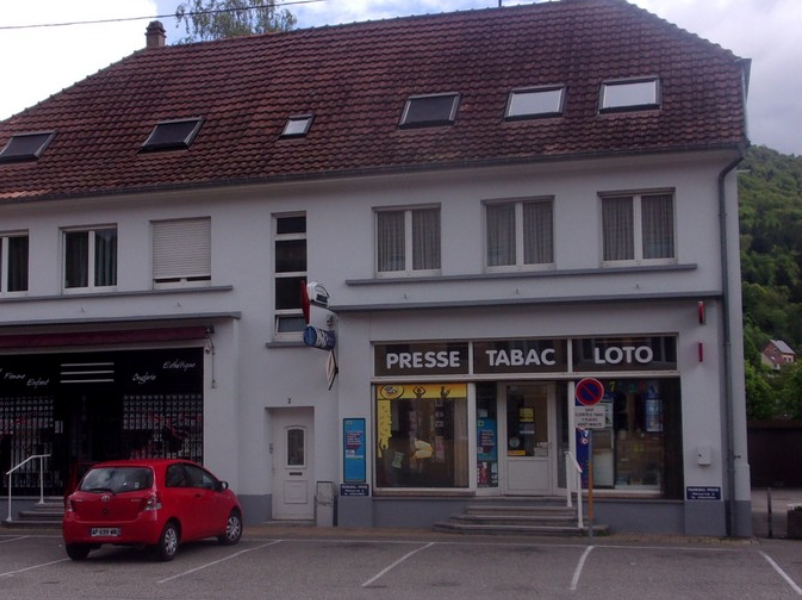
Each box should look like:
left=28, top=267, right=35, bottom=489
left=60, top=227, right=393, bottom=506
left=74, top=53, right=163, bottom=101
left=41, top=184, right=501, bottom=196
left=153, top=521, right=180, bottom=562
left=65, top=543, right=91, bottom=561
left=218, top=510, right=243, bottom=545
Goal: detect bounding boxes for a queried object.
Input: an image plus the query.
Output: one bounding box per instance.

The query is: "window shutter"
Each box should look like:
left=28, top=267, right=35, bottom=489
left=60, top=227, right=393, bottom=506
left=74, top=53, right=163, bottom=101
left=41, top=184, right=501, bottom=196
left=153, top=218, right=211, bottom=282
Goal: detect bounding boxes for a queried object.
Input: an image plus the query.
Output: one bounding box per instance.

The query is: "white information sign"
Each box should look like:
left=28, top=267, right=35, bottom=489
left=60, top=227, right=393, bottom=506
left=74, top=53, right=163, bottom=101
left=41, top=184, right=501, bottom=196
left=574, top=405, right=606, bottom=429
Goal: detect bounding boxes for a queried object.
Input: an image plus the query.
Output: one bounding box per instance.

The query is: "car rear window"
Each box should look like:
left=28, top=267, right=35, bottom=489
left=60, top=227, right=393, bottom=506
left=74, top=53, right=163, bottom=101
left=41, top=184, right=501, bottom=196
left=79, top=467, right=153, bottom=493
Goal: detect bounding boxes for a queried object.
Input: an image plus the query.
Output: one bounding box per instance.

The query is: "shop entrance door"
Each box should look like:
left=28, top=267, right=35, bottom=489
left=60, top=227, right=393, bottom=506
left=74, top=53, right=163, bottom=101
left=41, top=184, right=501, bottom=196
left=502, top=383, right=554, bottom=495
left=270, top=407, right=315, bottom=521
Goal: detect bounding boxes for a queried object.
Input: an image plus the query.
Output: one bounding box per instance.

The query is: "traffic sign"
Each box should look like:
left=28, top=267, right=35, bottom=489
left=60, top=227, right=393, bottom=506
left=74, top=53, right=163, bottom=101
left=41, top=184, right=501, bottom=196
left=575, top=378, right=604, bottom=406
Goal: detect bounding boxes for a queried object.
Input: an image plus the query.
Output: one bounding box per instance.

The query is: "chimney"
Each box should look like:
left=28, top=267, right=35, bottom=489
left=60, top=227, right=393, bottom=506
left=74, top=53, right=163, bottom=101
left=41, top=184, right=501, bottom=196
left=146, top=20, right=166, bottom=49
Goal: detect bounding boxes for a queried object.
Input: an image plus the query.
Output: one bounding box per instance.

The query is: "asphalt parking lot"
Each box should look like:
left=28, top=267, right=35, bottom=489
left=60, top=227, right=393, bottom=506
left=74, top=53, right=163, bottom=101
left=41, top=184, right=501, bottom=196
left=2, top=526, right=802, bottom=600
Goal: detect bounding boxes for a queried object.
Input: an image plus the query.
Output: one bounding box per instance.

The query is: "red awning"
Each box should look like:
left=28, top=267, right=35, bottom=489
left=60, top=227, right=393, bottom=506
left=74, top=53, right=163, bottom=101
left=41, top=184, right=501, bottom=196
left=0, top=327, right=210, bottom=349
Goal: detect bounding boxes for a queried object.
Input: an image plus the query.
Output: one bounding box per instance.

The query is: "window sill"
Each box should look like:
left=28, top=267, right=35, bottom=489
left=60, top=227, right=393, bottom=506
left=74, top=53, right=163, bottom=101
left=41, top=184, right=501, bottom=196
left=0, top=285, right=234, bottom=303
left=347, top=263, right=697, bottom=286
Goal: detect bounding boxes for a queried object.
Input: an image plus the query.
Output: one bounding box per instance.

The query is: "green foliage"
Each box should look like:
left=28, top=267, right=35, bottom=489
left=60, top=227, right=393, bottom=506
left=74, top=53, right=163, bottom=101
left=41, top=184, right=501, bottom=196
left=175, top=0, right=295, bottom=43
left=740, top=146, right=802, bottom=418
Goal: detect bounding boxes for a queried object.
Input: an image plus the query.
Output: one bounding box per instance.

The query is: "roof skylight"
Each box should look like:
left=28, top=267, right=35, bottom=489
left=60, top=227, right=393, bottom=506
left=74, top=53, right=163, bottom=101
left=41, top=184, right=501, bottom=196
left=400, top=93, right=460, bottom=128
left=141, top=118, right=204, bottom=151
left=0, top=131, right=56, bottom=163
left=505, top=86, right=565, bottom=120
left=600, top=78, right=660, bottom=112
left=281, top=115, right=314, bottom=138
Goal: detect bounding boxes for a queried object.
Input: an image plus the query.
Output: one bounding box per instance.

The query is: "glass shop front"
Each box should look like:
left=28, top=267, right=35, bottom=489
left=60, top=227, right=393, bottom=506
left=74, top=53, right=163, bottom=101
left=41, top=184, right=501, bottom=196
left=373, top=336, right=683, bottom=498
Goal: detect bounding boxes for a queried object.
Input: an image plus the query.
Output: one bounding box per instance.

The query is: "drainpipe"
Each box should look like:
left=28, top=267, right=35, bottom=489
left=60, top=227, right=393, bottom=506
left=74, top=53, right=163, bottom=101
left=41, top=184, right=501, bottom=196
left=718, top=154, right=744, bottom=536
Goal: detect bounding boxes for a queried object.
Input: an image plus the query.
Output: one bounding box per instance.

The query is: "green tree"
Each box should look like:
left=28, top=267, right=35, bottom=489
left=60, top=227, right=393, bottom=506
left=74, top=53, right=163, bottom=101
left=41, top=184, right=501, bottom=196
left=175, top=0, right=295, bottom=43
left=744, top=361, right=776, bottom=420
left=780, top=361, right=802, bottom=419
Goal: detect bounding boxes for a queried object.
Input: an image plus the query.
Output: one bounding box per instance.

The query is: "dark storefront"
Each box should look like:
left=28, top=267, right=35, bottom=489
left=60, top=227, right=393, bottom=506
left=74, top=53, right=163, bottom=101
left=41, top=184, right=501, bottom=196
left=0, top=347, right=203, bottom=496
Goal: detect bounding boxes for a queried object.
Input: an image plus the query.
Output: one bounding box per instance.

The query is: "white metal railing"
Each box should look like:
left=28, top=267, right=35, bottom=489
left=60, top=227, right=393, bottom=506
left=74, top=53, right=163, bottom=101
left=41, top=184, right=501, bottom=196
left=564, top=451, right=584, bottom=528
left=5, top=454, right=51, bottom=523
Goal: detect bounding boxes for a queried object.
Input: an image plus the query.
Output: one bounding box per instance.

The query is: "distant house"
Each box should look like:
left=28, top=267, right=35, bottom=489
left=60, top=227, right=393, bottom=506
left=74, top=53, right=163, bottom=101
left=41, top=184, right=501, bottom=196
left=762, top=340, right=796, bottom=370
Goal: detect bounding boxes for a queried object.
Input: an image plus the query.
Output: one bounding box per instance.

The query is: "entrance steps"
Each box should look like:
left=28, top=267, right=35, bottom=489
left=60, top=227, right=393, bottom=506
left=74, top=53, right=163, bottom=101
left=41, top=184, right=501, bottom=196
left=2, top=498, right=64, bottom=530
left=434, top=497, right=609, bottom=537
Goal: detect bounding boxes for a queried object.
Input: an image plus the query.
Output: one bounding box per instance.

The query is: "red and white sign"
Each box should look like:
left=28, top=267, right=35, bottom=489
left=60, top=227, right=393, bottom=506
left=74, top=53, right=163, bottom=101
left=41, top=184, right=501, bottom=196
left=575, top=378, right=604, bottom=406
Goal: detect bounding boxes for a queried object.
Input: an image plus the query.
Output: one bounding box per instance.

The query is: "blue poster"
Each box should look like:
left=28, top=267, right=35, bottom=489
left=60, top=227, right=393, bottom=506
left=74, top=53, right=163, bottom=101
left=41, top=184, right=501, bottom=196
left=343, top=418, right=366, bottom=483
left=575, top=428, right=592, bottom=489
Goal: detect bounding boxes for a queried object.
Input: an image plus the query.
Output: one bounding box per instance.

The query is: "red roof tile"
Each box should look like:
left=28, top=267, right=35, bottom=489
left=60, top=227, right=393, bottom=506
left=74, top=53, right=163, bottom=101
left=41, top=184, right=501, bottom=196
left=0, top=0, right=749, bottom=202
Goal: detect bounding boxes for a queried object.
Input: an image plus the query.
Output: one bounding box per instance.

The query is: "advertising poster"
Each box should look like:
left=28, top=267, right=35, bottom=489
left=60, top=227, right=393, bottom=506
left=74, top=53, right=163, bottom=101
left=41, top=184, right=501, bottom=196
left=343, top=418, right=366, bottom=482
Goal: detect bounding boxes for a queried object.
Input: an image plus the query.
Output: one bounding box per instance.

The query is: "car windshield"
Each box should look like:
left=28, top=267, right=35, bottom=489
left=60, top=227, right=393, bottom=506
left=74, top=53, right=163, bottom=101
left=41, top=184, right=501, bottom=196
left=79, top=467, right=153, bottom=493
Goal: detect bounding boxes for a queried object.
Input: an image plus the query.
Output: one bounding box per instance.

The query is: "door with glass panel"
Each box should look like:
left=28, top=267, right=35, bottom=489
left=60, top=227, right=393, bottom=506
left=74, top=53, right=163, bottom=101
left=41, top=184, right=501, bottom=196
left=502, top=383, right=554, bottom=495
left=270, top=407, right=314, bottom=520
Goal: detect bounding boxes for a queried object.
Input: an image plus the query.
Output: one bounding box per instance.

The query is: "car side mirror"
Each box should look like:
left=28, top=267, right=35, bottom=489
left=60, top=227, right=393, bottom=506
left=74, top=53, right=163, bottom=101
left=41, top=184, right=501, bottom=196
left=217, top=481, right=229, bottom=492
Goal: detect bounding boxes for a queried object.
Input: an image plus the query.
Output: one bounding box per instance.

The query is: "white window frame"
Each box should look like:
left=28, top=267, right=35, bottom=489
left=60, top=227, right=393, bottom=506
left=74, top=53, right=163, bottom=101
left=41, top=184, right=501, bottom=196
left=62, top=225, right=118, bottom=293
left=273, top=212, right=307, bottom=340
left=375, top=206, right=441, bottom=277
left=485, top=198, right=555, bottom=272
left=152, top=217, right=212, bottom=288
left=0, top=231, right=29, bottom=295
left=600, top=190, right=676, bottom=267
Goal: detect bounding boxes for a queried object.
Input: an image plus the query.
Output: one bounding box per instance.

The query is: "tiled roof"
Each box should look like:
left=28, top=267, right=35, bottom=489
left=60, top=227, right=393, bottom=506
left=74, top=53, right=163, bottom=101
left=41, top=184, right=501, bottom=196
left=0, top=0, right=749, bottom=202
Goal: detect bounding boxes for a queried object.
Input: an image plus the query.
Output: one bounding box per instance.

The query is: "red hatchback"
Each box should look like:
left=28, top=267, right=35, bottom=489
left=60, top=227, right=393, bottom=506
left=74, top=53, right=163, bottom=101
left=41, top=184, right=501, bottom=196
left=63, top=458, right=243, bottom=561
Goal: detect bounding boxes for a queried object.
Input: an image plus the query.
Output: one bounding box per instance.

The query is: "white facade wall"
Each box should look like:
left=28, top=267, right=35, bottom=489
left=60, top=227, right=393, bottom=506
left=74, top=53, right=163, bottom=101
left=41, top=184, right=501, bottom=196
left=0, top=149, right=749, bottom=535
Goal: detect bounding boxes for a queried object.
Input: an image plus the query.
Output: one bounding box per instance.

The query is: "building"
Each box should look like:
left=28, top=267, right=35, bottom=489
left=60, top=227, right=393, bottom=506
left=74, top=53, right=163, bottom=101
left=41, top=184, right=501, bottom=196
left=761, top=340, right=796, bottom=370
left=0, top=0, right=751, bottom=536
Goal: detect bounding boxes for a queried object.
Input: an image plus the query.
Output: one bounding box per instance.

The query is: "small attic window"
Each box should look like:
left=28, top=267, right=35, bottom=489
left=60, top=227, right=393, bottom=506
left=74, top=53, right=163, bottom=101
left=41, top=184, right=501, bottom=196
left=600, top=78, right=660, bottom=112
left=505, top=86, right=565, bottom=120
left=0, top=131, right=56, bottom=163
left=400, top=93, right=460, bottom=128
left=281, top=115, right=314, bottom=138
left=141, top=118, right=203, bottom=151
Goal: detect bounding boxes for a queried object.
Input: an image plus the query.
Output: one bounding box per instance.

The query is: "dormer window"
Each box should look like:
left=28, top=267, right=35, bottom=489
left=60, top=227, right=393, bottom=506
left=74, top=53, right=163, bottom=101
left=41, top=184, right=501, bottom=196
left=141, top=118, right=203, bottom=151
left=600, top=78, right=660, bottom=112
left=0, top=131, right=55, bottom=163
left=399, top=93, right=460, bottom=128
left=505, top=86, right=565, bottom=120
left=281, top=115, right=314, bottom=138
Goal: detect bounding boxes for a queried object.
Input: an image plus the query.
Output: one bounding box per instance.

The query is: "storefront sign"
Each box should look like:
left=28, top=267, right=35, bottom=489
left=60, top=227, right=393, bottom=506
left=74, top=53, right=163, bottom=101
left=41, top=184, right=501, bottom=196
left=473, top=340, right=567, bottom=374
left=374, top=343, right=470, bottom=376
left=686, top=486, right=722, bottom=501
left=572, top=337, right=677, bottom=372
left=343, top=418, right=366, bottom=482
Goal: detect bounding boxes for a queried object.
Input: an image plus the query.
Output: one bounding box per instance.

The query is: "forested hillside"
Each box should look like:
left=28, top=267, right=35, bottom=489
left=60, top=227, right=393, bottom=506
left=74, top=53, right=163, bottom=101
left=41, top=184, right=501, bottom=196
left=739, top=146, right=802, bottom=419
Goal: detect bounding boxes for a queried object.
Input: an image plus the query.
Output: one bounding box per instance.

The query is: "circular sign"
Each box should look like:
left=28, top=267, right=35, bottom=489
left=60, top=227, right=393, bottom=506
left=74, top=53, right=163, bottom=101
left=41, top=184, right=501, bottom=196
left=575, top=378, right=605, bottom=406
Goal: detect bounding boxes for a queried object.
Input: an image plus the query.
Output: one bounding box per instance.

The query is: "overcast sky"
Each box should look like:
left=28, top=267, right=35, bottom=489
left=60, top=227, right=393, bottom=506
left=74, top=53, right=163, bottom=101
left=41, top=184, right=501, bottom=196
left=1, top=0, right=799, bottom=155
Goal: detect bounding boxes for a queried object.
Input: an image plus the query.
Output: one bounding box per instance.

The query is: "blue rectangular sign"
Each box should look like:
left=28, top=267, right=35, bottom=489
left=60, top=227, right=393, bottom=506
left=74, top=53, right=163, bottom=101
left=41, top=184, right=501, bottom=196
left=686, top=486, right=722, bottom=501
left=343, top=418, right=366, bottom=483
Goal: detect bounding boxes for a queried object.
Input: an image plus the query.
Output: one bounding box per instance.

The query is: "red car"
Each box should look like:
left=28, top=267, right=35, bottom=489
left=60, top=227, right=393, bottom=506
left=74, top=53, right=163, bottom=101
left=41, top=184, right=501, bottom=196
left=63, top=458, right=243, bottom=561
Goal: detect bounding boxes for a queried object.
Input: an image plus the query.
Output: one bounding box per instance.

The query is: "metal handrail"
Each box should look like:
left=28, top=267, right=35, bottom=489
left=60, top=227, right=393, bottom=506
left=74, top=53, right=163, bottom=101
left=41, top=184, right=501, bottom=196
left=564, top=451, right=584, bottom=528
left=5, top=453, right=51, bottom=523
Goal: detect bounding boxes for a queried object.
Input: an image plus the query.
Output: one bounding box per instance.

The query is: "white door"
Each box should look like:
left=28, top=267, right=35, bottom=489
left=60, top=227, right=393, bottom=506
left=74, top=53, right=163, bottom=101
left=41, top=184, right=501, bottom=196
left=270, top=407, right=315, bottom=520
left=502, top=383, right=554, bottom=495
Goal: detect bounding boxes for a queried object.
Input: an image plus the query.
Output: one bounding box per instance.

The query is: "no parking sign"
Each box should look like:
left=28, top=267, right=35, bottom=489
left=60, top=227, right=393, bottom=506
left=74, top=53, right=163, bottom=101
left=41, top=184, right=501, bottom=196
left=574, top=378, right=606, bottom=429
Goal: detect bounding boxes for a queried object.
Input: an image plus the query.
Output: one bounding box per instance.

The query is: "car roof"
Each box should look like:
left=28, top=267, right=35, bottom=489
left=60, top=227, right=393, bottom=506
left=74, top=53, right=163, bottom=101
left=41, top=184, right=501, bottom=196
left=86, top=458, right=200, bottom=471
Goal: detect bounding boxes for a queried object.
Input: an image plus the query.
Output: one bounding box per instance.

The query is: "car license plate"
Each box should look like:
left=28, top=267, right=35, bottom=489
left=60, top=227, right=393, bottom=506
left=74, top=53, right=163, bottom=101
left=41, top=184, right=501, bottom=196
left=90, top=527, right=121, bottom=537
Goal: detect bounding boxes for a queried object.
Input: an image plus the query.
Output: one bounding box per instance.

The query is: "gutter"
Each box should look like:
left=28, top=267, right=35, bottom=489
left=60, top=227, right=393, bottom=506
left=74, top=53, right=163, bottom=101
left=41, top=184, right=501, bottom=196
left=718, top=154, right=745, bottom=536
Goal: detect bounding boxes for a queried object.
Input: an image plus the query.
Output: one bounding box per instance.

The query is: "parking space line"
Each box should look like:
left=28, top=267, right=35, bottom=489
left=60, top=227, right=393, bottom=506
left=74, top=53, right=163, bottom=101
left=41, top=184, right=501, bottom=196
left=760, top=551, right=802, bottom=596
left=157, top=541, right=283, bottom=585
left=0, top=535, right=30, bottom=544
left=362, top=541, right=435, bottom=588
left=0, top=558, right=70, bottom=578
left=569, top=545, right=594, bottom=591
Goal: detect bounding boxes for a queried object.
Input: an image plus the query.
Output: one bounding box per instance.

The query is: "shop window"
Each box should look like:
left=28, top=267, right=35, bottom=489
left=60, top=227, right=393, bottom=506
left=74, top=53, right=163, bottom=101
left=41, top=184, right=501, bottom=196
left=123, top=393, right=203, bottom=463
left=476, top=383, right=499, bottom=488
left=376, top=207, right=441, bottom=276
left=152, top=217, right=211, bottom=287
left=273, top=213, right=307, bottom=337
left=588, top=378, right=683, bottom=498
left=1, top=232, right=29, bottom=294
left=601, top=192, right=675, bottom=265
left=63, top=226, right=117, bottom=291
left=375, top=383, right=468, bottom=488
left=486, top=198, right=554, bottom=270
